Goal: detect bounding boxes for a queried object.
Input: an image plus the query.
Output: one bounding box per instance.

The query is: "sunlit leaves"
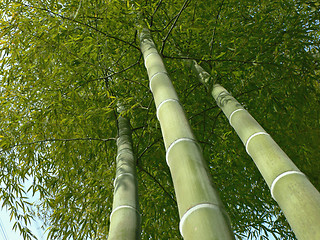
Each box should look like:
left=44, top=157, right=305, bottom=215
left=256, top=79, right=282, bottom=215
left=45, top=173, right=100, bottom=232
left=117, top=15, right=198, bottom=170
left=0, top=0, right=319, bottom=239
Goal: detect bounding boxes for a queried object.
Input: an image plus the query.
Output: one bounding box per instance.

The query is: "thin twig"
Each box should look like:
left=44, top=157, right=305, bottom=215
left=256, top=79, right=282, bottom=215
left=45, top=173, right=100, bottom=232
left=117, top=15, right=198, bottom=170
left=209, top=0, right=225, bottom=54
left=20, top=3, right=139, bottom=50
left=160, top=0, right=191, bottom=55
left=135, top=98, right=155, bottom=152
left=150, top=12, right=178, bottom=33
left=138, top=167, right=177, bottom=204
left=150, top=0, right=164, bottom=27
left=121, top=77, right=149, bottom=90
left=76, top=54, right=142, bottom=89
left=189, top=105, right=219, bottom=120
left=163, top=55, right=277, bottom=65
left=102, top=54, right=143, bottom=82
left=204, top=110, right=223, bottom=152
left=234, top=77, right=283, bottom=99
left=29, top=27, right=98, bottom=69
left=184, top=82, right=202, bottom=99
left=136, top=137, right=162, bottom=164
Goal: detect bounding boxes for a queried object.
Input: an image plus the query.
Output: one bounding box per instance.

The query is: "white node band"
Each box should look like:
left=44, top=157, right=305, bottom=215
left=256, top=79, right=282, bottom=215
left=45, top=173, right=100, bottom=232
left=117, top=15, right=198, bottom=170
left=245, top=132, right=269, bottom=154
left=110, top=205, right=140, bottom=221
left=113, top=173, right=135, bottom=187
left=144, top=52, right=158, bottom=67
left=228, top=108, right=245, bottom=126
left=116, top=137, right=131, bottom=145
left=165, top=138, right=198, bottom=166
left=179, top=203, right=222, bottom=237
left=270, top=171, right=305, bottom=199
left=117, top=147, right=132, bottom=154
left=156, top=98, right=180, bottom=120
left=116, top=148, right=133, bottom=161
left=149, top=71, right=167, bottom=92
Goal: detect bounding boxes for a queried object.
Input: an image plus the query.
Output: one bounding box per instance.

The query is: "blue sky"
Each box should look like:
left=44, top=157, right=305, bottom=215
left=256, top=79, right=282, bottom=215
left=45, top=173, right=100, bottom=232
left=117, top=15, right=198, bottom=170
left=0, top=176, right=47, bottom=240
left=0, top=203, right=47, bottom=240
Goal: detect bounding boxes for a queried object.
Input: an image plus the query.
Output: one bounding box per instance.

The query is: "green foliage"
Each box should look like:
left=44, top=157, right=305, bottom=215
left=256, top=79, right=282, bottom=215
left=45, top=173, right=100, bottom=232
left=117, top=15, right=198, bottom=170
left=0, top=0, right=319, bottom=239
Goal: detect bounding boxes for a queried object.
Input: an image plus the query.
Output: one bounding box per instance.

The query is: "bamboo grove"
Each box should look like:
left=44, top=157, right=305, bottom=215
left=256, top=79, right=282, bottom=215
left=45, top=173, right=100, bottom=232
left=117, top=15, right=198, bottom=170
left=1, top=0, right=320, bottom=239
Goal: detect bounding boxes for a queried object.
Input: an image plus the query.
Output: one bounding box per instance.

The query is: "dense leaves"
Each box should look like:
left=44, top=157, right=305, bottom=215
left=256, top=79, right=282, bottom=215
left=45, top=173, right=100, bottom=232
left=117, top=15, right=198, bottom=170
left=0, top=0, right=319, bottom=239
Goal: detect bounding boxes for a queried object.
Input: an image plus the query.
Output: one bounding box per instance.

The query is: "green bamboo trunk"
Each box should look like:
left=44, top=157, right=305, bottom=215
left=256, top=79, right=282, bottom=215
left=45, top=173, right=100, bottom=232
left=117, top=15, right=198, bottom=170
left=189, top=60, right=320, bottom=240
left=108, top=104, right=140, bottom=240
left=140, top=28, right=234, bottom=240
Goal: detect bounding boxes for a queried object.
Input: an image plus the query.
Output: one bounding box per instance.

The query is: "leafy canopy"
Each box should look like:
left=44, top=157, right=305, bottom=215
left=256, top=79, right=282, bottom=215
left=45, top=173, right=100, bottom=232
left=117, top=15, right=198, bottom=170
left=0, top=0, right=319, bottom=239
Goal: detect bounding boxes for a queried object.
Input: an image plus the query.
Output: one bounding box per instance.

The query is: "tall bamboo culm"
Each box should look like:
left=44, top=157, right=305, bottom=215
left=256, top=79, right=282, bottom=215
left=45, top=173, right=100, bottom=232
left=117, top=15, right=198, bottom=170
left=189, top=60, right=320, bottom=240
left=140, top=28, right=235, bottom=240
left=108, top=104, right=140, bottom=240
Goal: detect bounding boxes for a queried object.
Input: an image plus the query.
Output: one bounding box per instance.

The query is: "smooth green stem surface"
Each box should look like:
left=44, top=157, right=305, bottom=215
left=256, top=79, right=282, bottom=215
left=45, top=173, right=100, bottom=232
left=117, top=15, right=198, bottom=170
left=140, top=28, right=234, bottom=240
left=108, top=104, right=140, bottom=240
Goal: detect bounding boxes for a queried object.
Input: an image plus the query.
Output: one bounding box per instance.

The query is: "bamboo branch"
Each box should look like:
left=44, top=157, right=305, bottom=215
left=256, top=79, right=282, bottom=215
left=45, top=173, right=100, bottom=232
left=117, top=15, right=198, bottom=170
left=160, top=0, right=191, bottom=55
left=76, top=55, right=142, bottom=89
left=102, top=54, right=143, bottom=82
left=136, top=137, right=162, bottom=164
left=138, top=166, right=177, bottom=204
left=134, top=98, right=155, bottom=151
left=209, top=0, right=225, bottom=54
left=20, top=3, right=140, bottom=50
left=205, top=110, right=223, bottom=152
left=189, top=106, right=219, bottom=120
left=163, top=55, right=277, bottom=65
left=150, top=0, right=164, bottom=27
left=150, top=12, right=178, bottom=33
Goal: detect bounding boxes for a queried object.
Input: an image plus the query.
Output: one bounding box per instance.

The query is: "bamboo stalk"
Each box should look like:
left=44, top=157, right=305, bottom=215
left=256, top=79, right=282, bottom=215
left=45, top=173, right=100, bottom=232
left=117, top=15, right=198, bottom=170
left=108, top=104, right=140, bottom=240
left=140, top=28, right=235, bottom=240
left=189, top=59, right=320, bottom=240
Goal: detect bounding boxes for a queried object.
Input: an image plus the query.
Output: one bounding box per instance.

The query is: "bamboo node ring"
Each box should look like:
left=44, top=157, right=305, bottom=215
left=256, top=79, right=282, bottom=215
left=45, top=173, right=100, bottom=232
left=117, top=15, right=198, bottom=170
left=113, top=173, right=135, bottom=188
left=149, top=72, right=168, bottom=92
left=144, top=52, right=158, bottom=67
left=228, top=108, right=245, bottom=126
left=179, top=203, right=225, bottom=237
left=245, top=132, right=269, bottom=154
left=165, top=138, right=198, bottom=166
left=110, top=205, right=140, bottom=221
left=156, top=98, right=180, bottom=120
left=116, top=147, right=133, bottom=161
left=270, top=171, right=305, bottom=199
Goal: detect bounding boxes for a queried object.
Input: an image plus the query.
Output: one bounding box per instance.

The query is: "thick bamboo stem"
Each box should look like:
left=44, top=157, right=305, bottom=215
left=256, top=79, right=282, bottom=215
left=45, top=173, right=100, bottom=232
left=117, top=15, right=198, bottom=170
left=108, top=104, right=140, bottom=240
left=189, top=60, right=320, bottom=240
left=140, top=28, right=234, bottom=240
